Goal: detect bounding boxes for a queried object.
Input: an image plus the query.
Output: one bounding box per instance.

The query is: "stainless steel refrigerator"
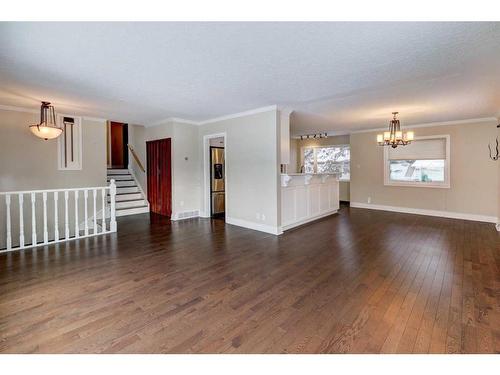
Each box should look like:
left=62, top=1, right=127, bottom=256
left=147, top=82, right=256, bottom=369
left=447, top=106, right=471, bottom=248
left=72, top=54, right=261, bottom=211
left=210, top=147, right=225, bottom=216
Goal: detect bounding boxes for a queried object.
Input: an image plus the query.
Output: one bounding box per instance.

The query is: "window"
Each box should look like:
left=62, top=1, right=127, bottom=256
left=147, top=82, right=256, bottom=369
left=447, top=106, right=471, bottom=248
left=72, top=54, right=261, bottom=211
left=384, top=135, right=450, bottom=188
left=302, top=145, right=350, bottom=181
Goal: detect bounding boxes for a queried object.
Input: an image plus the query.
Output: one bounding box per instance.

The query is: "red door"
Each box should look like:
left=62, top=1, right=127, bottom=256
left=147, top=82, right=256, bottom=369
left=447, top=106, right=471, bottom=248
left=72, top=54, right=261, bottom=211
left=146, top=138, right=172, bottom=217
left=110, top=122, right=124, bottom=168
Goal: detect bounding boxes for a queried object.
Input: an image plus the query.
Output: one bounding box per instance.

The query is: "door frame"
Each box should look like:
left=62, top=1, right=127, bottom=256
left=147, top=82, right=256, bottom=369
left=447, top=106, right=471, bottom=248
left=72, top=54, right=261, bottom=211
left=107, top=121, right=129, bottom=169
left=146, top=137, right=172, bottom=217
left=202, top=133, right=226, bottom=218
left=210, top=146, right=225, bottom=217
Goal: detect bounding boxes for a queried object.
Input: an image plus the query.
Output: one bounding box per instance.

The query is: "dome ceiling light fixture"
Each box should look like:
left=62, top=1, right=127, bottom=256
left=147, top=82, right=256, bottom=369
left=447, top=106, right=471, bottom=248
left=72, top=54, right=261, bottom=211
left=29, top=101, right=63, bottom=140
left=377, top=112, right=414, bottom=148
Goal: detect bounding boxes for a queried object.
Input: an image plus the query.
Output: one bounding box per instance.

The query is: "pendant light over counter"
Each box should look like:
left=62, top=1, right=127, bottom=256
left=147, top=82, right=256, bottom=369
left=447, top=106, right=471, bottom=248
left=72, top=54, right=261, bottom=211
left=29, top=101, right=63, bottom=140
left=377, top=112, right=414, bottom=148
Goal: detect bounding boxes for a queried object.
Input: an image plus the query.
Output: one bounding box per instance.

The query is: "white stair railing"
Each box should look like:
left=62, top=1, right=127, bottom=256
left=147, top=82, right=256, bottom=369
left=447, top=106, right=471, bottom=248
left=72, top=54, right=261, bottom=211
left=0, top=180, right=117, bottom=253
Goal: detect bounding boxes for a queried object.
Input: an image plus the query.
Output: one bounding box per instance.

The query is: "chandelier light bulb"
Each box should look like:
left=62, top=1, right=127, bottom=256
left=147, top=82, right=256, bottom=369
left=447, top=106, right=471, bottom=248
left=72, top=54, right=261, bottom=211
left=376, top=112, right=414, bottom=148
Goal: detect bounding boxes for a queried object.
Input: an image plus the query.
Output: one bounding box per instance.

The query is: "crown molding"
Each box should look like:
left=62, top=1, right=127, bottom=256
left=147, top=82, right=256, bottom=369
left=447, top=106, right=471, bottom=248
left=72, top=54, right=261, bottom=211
left=0, top=104, right=38, bottom=114
left=82, top=116, right=107, bottom=123
left=145, top=105, right=278, bottom=128
left=350, top=117, right=498, bottom=134
left=198, top=105, right=278, bottom=125
left=146, top=116, right=199, bottom=127
left=0, top=103, right=107, bottom=123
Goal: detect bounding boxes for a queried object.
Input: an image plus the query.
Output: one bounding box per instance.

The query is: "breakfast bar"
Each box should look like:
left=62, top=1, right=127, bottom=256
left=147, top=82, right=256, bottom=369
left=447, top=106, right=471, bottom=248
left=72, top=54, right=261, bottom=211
left=280, top=173, right=339, bottom=231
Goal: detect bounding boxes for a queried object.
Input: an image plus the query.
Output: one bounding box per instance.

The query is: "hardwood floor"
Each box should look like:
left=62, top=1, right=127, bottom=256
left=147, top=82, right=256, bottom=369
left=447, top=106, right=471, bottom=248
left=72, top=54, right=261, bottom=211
left=1, top=205, right=498, bottom=353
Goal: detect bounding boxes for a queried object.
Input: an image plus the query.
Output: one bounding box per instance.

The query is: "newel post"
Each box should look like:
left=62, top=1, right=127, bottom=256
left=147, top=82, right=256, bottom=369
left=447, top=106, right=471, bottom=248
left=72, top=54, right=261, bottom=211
left=110, top=179, right=117, bottom=232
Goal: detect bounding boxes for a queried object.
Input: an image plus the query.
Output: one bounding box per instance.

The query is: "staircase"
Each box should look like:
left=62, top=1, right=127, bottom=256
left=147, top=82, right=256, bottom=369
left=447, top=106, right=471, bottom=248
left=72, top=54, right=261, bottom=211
left=107, top=169, right=149, bottom=217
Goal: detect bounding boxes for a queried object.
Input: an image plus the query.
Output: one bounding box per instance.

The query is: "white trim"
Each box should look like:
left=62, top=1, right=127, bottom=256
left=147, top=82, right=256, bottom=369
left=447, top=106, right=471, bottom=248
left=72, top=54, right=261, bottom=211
left=350, top=117, right=497, bottom=134
left=0, top=103, right=107, bottom=123
left=147, top=117, right=199, bottom=127
left=202, top=132, right=227, bottom=219
left=147, top=105, right=278, bottom=128
left=0, top=104, right=39, bottom=114
left=168, top=117, right=199, bottom=125
left=198, top=105, right=277, bottom=125
left=226, top=216, right=282, bottom=235
left=350, top=202, right=497, bottom=224
left=82, top=116, right=107, bottom=123
left=171, top=210, right=200, bottom=221
left=383, top=134, right=450, bottom=189
left=281, top=210, right=338, bottom=231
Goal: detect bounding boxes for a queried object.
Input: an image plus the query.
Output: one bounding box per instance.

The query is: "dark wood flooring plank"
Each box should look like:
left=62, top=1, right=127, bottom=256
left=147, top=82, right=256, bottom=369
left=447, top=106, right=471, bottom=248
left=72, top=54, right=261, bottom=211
left=1, top=206, right=498, bottom=354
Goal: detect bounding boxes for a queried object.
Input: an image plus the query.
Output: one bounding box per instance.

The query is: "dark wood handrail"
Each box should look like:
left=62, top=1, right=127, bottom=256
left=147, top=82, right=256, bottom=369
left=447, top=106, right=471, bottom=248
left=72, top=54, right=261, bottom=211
left=127, top=144, right=146, bottom=173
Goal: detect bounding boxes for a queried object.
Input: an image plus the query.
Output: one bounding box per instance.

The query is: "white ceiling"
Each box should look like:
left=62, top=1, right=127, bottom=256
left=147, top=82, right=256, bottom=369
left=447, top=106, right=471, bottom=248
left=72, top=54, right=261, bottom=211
left=0, top=22, right=499, bottom=134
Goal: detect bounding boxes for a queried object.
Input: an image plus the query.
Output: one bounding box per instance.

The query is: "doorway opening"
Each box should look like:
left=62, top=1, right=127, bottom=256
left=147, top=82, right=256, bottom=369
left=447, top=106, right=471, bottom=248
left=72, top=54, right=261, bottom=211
left=203, top=133, right=226, bottom=220
left=107, top=121, right=128, bottom=169
left=146, top=138, right=172, bottom=217
left=210, top=137, right=225, bottom=219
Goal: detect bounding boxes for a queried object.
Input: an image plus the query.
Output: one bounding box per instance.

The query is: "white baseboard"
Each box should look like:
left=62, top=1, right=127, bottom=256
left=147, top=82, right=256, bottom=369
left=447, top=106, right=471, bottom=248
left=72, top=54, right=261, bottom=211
left=171, top=210, right=200, bottom=221
left=350, top=202, right=498, bottom=224
left=198, top=211, right=210, bottom=218
left=281, top=210, right=338, bottom=231
left=225, top=217, right=283, bottom=235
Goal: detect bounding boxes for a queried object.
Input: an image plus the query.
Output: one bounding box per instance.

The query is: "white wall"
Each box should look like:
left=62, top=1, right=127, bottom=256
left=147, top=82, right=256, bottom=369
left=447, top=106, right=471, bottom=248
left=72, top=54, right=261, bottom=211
left=350, top=119, right=498, bottom=221
left=0, top=107, right=107, bottom=247
left=128, top=124, right=147, bottom=194
left=129, top=120, right=201, bottom=218
left=129, top=109, right=281, bottom=233
left=0, top=108, right=106, bottom=191
left=198, top=109, right=281, bottom=233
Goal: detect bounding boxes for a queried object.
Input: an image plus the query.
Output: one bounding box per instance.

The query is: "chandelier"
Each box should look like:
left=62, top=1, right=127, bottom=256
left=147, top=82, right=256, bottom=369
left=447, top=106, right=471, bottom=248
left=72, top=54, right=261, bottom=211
left=29, top=101, right=63, bottom=140
left=377, top=112, right=414, bottom=148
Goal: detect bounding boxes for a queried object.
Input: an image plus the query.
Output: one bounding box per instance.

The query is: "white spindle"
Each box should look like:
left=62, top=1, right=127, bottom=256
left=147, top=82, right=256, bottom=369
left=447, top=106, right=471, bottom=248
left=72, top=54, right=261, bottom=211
left=64, top=191, right=69, bottom=240
left=101, top=188, right=106, bottom=233
left=0, top=183, right=116, bottom=252
left=5, top=194, right=12, bottom=250
left=74, top=190, right=79, bottom=238
left=19, top=194, right=24, bottom=248
left=42, top=192, right=48, bottom=244
left=31, top=192, right=37, bottom=246
left=84, top=190, right=89, bottom=236
left=54, top=192, right=59, bottom=241
left=109, top=180, right=117, bottom=232
left=93, top=189, right=97, bottom=234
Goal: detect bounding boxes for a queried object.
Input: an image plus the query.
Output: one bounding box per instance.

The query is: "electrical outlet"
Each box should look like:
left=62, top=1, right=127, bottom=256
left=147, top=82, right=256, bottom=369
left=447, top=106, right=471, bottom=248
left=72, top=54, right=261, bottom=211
left=261, top=214, right=266, bottom=221
left=180, top=200, right=184, bottom=207
left=367, top=197, right=371, bottom=204
left=256, top=213, right=261, bottom=220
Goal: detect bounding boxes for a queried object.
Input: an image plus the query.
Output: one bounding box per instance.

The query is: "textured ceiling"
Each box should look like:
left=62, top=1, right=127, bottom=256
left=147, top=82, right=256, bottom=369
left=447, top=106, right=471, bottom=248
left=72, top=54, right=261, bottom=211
left=0, top=22, right=499, bottom=133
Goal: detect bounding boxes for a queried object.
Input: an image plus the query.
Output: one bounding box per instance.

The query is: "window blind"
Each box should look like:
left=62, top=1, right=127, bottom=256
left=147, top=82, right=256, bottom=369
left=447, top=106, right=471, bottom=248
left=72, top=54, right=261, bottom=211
left=388, top=138, right=446, bottom=160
